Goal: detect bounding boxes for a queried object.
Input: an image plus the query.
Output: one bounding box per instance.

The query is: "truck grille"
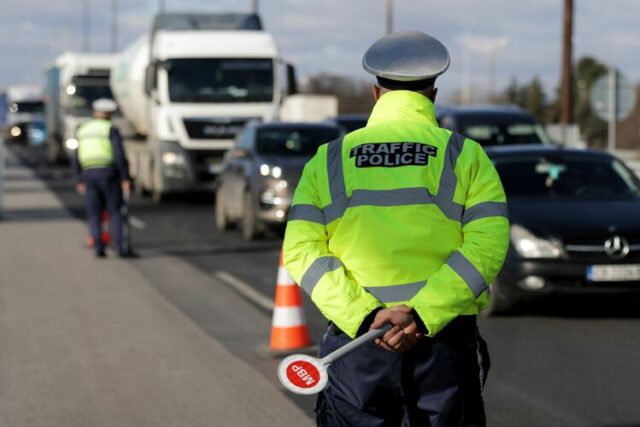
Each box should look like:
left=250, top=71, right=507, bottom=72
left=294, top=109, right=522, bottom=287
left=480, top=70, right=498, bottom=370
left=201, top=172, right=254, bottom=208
left=183, top=118, right=253, bottom=140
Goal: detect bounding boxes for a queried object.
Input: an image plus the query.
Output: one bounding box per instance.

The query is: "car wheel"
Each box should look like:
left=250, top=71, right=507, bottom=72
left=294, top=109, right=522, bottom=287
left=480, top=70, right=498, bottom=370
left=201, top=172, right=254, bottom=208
left=482, top=282, right=515, bottom=316
left=215, top=188, right=231, bottom=231
left=242, top=190, right=263, bottom=241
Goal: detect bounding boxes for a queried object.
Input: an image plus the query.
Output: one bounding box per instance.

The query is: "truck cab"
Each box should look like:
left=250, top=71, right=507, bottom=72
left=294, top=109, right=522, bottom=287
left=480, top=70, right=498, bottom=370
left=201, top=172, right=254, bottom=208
left=111, top=13, right=296, bottom=200
left=45, top=53, right=127, bottom=162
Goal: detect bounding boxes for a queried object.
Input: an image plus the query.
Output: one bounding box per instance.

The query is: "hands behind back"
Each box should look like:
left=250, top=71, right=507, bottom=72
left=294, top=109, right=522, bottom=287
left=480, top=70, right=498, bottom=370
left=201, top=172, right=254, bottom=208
left=369, top=305, right=423, bottom=353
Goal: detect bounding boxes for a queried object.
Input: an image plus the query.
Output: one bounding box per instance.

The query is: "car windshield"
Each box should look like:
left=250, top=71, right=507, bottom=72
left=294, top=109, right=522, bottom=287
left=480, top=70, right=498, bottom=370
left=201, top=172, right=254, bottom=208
left=458, top=122, right=551, bottom=146
left=9, top=101, right=44, bottom=114
left=167, top=58, right=274, bottom=103
left=68, top=83, right=115, bottom=116
left=256, top=127, right=340, bottom=156
left=495, top=156, right=640, bottom=199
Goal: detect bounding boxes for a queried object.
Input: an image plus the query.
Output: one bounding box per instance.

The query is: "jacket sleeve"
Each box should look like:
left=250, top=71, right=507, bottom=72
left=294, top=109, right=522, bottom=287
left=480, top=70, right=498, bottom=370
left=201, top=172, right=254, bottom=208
left=283, top=151, right=382, bottom=338
left=110, top=126, right=131, bottom=182
left=410, top=140, right=510, bottom=336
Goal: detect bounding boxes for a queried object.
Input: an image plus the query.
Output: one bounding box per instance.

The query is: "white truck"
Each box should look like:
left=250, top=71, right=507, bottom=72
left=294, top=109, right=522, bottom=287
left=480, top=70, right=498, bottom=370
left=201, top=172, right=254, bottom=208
left=45, top=53, right=130, bottom=162
left=2, top=85, right=44, bottom=143
left=110, top=13, right=296, bottom=201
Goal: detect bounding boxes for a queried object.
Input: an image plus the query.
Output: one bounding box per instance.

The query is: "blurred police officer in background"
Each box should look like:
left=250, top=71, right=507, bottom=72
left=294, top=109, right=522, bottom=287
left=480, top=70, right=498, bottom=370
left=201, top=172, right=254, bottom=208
left=73, top=98, right=132, bottom=258
left=283, top=31, right=510, bottom=426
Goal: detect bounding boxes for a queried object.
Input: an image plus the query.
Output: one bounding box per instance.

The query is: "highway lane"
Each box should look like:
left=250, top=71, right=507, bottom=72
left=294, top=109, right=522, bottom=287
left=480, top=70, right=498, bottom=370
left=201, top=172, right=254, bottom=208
left=26, top=154, right=640, bottom=427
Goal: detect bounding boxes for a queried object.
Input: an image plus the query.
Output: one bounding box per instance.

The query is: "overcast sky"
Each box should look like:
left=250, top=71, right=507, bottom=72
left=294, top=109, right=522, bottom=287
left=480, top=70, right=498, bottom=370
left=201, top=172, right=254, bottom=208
left=1, top=0, right=639, bottom=101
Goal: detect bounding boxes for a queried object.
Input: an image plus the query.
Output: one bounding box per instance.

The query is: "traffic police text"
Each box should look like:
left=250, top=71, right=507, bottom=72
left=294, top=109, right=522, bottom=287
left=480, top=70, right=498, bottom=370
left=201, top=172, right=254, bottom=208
left=350, top=142, right=438, bottom=168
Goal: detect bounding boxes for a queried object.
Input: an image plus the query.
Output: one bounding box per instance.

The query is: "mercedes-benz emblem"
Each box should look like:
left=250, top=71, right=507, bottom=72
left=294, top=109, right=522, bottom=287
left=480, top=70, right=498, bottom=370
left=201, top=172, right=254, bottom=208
left=604, top=235, right=630, bottom=259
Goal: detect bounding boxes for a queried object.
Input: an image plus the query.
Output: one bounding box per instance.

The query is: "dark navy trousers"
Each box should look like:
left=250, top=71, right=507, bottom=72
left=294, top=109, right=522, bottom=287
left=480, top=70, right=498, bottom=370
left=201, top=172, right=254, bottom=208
left=85, top=177, right=124, bottom=253
left=316, top=316, right=489, bottom=427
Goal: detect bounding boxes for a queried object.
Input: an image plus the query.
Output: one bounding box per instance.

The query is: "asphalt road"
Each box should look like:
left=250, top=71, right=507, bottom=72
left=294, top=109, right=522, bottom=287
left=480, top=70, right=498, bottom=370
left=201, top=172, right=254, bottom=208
left=20, top=148, right=640, bottom=427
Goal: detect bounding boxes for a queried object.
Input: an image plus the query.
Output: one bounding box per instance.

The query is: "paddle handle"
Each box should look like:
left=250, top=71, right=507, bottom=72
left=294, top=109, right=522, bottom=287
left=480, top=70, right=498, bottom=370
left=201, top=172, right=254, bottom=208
left=320, top=323, right=393, bottom=366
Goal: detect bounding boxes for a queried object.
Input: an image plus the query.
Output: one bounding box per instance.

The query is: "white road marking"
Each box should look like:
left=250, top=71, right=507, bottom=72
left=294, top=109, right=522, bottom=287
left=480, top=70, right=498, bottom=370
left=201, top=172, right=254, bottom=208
left=129, top=216, right=147, bottom=230
left=215, top=271, right=275, bottom=312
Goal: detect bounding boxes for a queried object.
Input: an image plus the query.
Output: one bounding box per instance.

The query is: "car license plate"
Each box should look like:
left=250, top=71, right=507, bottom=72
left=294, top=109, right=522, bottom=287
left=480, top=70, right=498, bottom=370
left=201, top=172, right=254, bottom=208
left=586, top=264, right=640, bottom=282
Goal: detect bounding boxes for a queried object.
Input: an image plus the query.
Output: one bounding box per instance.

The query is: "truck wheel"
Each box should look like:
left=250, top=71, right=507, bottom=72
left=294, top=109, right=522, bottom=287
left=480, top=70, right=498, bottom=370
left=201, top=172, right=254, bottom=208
left=482, top=281, right=515, bottom=316
left=242, top=191, right=263, bottom=241
left=215, top=188, right=231, bottom=231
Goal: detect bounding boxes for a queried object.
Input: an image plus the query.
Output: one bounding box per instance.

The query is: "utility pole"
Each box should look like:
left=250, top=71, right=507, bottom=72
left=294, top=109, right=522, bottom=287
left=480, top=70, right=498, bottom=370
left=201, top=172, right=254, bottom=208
left=159, top=0, right=165, bottom=12
left=82, top=0, right=91, bottom=52
left=252, top=0, right=259, bottom=13
left=110, top=0, right=118, bottom=52
left=560, top=0, right=574, bottom=143
left=386, top=0, right=393, bottom=35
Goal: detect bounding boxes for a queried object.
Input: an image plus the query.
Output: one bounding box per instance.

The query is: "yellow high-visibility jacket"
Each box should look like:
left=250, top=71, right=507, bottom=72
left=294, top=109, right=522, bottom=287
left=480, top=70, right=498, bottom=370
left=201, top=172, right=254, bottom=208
left=77, top=119, right=114, bottom=169
left=283, top=90, right=510, bottom=338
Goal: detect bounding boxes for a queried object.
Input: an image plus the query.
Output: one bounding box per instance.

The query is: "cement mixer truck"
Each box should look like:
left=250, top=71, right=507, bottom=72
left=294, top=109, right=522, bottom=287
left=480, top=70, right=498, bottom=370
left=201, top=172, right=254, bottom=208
left=110, top=13, right=296, bottom=201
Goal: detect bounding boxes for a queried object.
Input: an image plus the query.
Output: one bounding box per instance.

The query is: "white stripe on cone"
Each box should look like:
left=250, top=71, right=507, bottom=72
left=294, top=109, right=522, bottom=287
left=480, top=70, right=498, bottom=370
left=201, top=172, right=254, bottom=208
left=277, top=266, right=296, bottom=286
left=272, top=306, right=307, bottom=328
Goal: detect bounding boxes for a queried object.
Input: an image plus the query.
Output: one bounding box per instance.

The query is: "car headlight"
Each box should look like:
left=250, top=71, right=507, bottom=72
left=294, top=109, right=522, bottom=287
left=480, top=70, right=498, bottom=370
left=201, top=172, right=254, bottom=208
left=65, top=138, right=79, bottom=150
left=10, top=126, right=22, bottom=137
left=510, top=224, right=562, bottom=258
left=259, top=164, right=283, bottom=179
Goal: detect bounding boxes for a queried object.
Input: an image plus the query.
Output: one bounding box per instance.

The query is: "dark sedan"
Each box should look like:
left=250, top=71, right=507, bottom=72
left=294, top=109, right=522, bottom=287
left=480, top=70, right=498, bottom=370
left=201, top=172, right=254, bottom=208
left=486, top=145, right=640, bottom=314
left=215, top=122, right=341, bottom=240
left=437, top=105, right=553, bottom=146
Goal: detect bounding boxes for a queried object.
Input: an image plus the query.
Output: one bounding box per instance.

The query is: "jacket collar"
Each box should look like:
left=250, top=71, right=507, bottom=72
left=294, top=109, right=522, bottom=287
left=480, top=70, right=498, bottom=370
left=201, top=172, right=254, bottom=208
left=367, top=90, right=438, bottom=128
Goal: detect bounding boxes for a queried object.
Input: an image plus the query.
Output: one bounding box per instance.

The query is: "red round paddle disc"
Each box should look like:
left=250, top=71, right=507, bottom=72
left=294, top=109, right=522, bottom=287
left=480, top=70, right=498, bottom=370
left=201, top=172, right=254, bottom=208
left=278, top=354, right=328, bottom=395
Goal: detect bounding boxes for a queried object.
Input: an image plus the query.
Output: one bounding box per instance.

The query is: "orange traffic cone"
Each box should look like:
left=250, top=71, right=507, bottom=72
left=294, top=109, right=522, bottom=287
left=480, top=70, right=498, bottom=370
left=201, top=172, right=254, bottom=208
left=87, top=211, right=111, bottom=248
left=270, top=250, right=312, bottom=352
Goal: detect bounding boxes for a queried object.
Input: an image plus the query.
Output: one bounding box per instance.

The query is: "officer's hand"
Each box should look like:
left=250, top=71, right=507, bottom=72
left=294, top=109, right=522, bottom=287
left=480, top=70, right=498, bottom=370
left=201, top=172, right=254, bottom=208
left=121, top=180, right=131, bottom=192
left=370, top=308, right=414, bottom=353
left=76, top=183, right=86, bottom=194
left=389, top=305, right=423, bottom=350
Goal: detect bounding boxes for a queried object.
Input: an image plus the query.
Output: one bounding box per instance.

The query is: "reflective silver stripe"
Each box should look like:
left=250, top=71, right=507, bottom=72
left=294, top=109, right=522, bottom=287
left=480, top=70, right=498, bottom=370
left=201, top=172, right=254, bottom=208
left=288, top=204, right=325, bottom=224
left=364, top=281, right=426, bottom=302
left=327, top=137, right=347, bottom=200
left=462, top=202, right=509, bottom=226
left=300, top=256, right=342, bottom=296
left=325, top=137, right=348, bottom=223
left=350, top=188, right=434, bottom=208
left=322, top=202, right=344, bottom=224
left=446, top=251, right=488, bottom=297
left=434, top=133, right=465, bottom=221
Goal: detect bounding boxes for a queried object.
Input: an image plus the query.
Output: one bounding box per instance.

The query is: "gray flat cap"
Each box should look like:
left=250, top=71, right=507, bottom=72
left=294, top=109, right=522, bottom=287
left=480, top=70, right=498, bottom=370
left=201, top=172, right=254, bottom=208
left=92, top=98, right=118, bottom=113
left=362, top=30, right=450, bottom=82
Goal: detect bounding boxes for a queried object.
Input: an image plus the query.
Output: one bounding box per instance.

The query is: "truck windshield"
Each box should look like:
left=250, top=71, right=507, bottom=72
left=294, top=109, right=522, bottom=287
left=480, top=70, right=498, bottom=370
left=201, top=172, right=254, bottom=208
left=68, top=82, right=116, bottom=116
left=9, top=101, right=44, bottom=114
left=167, top=58, right=274, bottom=103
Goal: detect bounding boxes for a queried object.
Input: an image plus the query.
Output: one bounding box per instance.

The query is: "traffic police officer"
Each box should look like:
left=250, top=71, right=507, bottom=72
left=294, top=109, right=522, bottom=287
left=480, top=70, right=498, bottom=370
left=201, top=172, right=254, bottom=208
left=73, top=98, right=132, bottom=258
left=283, top=31, right=510, bottom=426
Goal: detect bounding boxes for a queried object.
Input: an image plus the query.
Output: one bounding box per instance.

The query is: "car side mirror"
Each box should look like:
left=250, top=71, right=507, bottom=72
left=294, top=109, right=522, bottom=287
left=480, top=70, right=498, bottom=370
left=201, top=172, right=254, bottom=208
left=144, top=63, right=157, bottom=95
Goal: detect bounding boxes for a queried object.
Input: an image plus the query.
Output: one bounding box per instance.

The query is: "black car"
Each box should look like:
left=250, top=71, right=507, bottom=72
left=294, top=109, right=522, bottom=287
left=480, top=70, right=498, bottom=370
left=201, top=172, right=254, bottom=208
left=326, top=114, right=369, bottom=133
left=215, top=122, right=342, bottom=240
left=437, top=105, right=553, bottom=146
left=486, top=145, right=640, bottom=314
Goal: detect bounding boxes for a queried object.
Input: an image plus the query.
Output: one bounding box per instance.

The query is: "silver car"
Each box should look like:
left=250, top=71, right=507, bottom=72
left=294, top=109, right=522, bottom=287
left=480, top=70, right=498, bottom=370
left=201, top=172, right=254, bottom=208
left=215, top=122, right=341, bottom=240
